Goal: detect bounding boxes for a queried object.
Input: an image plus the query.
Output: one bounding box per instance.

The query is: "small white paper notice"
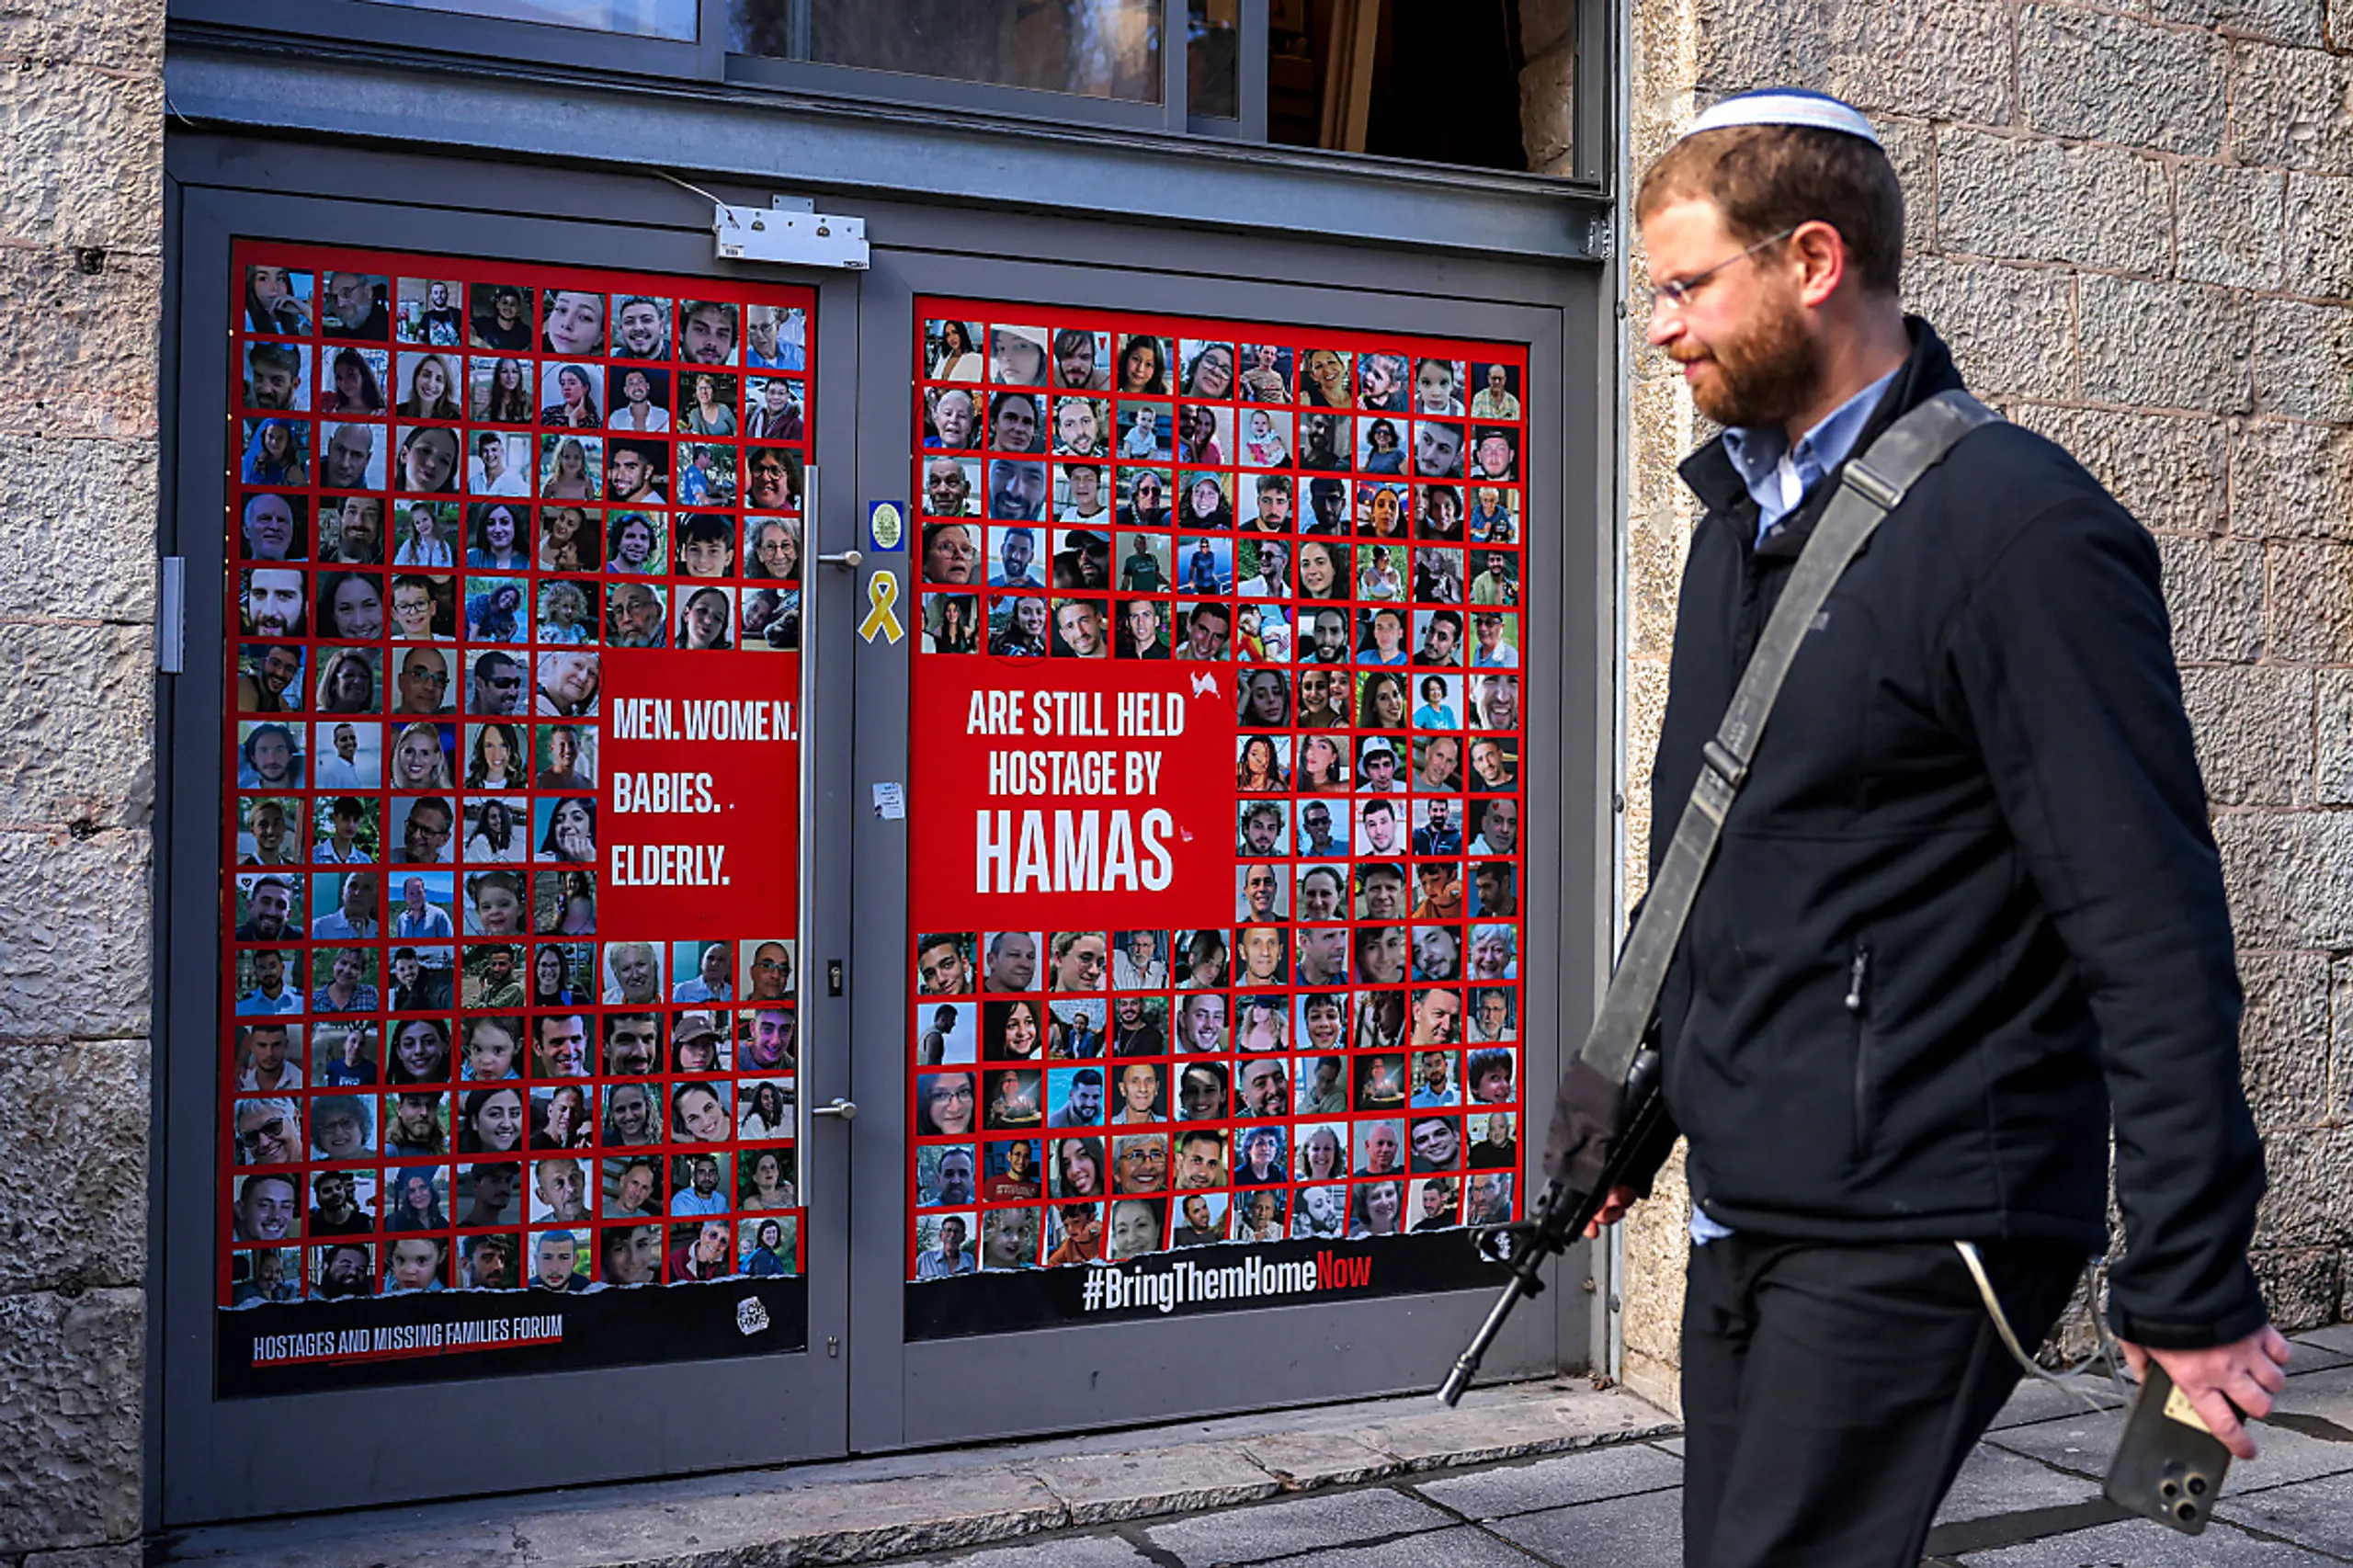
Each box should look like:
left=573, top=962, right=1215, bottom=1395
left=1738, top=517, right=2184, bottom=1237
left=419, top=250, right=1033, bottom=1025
left=872, top=781, right=906, bottom=820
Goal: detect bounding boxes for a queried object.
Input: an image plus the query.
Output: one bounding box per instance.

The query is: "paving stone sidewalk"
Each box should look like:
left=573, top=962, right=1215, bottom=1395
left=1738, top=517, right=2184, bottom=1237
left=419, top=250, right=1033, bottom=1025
left=157, top=1327, right=2353, bottom=1568
left=884, top=1325, right=2353, bottom=1568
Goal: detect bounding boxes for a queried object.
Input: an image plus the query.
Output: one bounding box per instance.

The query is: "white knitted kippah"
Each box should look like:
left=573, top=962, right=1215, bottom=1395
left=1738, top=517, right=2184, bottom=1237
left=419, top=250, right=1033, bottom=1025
left=1683, top=88, right=1881, bottom=146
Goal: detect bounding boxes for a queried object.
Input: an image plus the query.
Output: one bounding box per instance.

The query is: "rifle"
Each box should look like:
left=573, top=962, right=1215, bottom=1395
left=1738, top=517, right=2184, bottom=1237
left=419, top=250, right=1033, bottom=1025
left=1438, top=1046, right=1663, bottom=1406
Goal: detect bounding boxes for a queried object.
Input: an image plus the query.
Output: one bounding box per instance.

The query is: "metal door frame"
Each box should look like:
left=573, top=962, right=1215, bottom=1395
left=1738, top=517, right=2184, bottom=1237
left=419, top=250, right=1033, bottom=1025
left=152, top=136, right=1618, bottom=1520
left=838, top=202, right=1608, bottom=1451
left=153, top=142, right=864, bottom=1526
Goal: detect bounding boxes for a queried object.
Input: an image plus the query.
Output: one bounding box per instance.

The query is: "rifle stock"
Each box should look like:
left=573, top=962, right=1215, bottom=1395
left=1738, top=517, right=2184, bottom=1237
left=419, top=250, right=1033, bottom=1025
left=1438, top=1048, right=1664, bottom=1405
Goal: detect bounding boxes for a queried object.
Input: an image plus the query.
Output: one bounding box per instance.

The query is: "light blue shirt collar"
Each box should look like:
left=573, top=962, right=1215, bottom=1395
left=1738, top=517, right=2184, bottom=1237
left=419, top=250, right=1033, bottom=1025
left=1721, top=369, right=1899, bottom=546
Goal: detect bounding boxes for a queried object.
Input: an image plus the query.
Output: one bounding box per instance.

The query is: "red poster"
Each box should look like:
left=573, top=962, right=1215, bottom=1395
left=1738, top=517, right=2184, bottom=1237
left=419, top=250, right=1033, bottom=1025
left=215, top=243, right=817, bottom=1388
left=600, top=650, right=798, bottom=937
left=909, top=659, right=1234, bottom=929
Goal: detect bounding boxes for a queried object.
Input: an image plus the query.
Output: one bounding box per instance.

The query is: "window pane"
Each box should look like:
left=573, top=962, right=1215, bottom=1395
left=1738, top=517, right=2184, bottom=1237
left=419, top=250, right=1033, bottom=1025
left=358, top=0, right=695, bottom=40
left=1188, top=0, right=1238, bottom=120
left=733, top=0, right=1164, bottom=105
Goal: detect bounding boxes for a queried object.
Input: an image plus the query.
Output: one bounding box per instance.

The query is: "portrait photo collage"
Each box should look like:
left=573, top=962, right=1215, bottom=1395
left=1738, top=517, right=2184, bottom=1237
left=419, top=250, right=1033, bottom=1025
left=222, top=245, right=813, bottom=1312
left=906, top=307, right=1529, bottom=1284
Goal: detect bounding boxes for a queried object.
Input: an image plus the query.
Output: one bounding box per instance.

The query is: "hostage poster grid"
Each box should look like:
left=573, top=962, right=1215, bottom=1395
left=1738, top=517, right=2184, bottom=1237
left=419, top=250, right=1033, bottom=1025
left=902, top=308, right=1531, bottom=1335
left=220, top=245, right=813, bottom=1393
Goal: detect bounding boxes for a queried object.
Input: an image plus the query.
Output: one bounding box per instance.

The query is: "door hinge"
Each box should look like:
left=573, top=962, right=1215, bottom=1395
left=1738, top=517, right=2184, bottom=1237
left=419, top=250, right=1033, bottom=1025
left=827, top=1336, right=840, bottom=1358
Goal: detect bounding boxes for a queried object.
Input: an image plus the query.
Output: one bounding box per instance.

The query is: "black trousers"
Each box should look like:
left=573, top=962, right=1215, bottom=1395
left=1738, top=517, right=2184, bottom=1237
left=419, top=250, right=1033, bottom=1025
left=1680, top=1233, right=2086, bottom=1568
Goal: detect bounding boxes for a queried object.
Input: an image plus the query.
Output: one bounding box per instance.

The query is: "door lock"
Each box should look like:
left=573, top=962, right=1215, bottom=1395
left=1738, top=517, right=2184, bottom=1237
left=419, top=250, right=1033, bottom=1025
left=812, top=1097, right=858, bottom=1121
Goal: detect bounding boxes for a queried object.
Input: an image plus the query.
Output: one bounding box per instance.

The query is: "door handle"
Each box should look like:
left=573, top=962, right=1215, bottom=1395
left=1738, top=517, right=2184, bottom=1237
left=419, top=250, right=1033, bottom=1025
left=798, top=465, right=824, bottom=1196
left=811, top=1098, right=858, bottom=1121
left=816, top=549, right=863, bottom=571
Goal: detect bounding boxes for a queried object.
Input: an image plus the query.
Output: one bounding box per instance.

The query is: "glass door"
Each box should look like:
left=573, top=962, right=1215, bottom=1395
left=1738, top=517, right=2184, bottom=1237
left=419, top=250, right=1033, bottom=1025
left=164, top=187, right=862, bottom=1522
left=841, top=232, right=1590, bottom=1450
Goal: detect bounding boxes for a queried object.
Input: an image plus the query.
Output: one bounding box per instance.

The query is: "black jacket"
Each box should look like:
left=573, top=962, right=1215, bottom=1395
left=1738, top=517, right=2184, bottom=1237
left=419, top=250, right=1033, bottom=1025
left=1643, top=321, right=2266, bottom=1349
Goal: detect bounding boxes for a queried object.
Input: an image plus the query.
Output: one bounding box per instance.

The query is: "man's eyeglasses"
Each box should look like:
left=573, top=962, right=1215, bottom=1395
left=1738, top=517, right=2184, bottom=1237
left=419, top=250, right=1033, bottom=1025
left=1650, top=225, right=1798, bottom=312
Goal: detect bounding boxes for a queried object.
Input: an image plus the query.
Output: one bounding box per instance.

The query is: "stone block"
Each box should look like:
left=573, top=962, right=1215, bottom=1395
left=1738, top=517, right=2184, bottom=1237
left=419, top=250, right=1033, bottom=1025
left=1519, top=39, right=1579, bottom=171
left=1627, top=382, right=1693, bottom=661
left=2079, top=275, right=2254, bottom=415
left=1936, top=128, right=2170, bottom=275
left=1233, top=1432, right=1394, bottom=1492
left=0, top=64, right=164, bottom=253
left=1622, top=656, right=1672, bottom=907
left=519, top=1468, right=1068, bottom=1568
left=0, top=246, right=162, bottom=442
left=1618, top=1142, right=1688, bottom=1399
left=0, top=622, right=155, bottom=830
left=1412, top=1442, right=1683, bottom=1519
left=1021, top=1445, right=1280, bottom=1527
left=1276, top=1522, right=1552, bottom=1568
left=2254, top=297, right=2353, bottom=423
left=1931, top=1443, right=2100, bottom=1529
left=0, top=0, right=163, bottom=70
left=2010, top=404, right=2226, bottom=537
left=2231, top=40, right=2353, bottom=176
left=2254, top=1127, right=2353, bottom=1247
left=1352, top=1387, right=1676, bottom=1472
left=1486, top=1486, right=1684, bottom=1568
left=2221, top=1468, right=2353, bottom=1559
left=2155, top=0, right=2327, bottom=43
left=1142, top=1488, right=1449, bottom=1564
left=0, top=1037, right=148, bottom=1292
left=1520, top=0, right=1581, bottom=59
left=2287, top=172, right=2353, bottom=300
left=1993, top=1374, right=2353, bottom=1496
left=2178, top=162, right=2287, bottom=291
left=2021, top=5, right=2228, bottom=157
left=2237, top=952, right=2334, bottom=1126
left=1689, top=0, right=1824, bottom=95
left=2155, top=534, right=2266, bottom=664
left=23, top=1546, right=144, bottom=1568
left=1697, top=0, right=2013, bottom=123
left=2322, top=672, right=2353, bottom=804
left=2254, top=1247, right=2344, bottom=1331
left=914, top=1538, right=1146, bottom=1568
left=1902, top=256, right=2077, bottom=403
left=1865, top=116, right=1935, bottom=257
left=2180, top=666, right=2314, bottom=808
left=1986, top=1375, right=2126, bottom=1432
left=1956, top=1514, right=2315, bottom=1564
left=2231, top=419, right=2353, bottom=542
left=2214, top=811, right=2353, bottom=947
left=0, top=1288, right=143, bottom=1556
left=0, top=828, right=153, bottom=1040
left=2268, top=540, right=2353, bottom=662
left=0, top=436, right=160, bottom=620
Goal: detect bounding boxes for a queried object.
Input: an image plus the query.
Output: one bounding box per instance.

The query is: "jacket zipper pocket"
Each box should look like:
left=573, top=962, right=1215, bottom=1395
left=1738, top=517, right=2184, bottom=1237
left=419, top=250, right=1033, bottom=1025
left=1847, top=943, right=1873, bottom=1159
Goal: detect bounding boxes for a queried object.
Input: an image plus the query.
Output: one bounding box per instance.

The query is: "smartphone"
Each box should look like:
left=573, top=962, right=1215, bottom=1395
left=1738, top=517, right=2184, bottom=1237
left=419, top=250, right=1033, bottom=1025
left=2103, top=1363, right=2235, bottom=1534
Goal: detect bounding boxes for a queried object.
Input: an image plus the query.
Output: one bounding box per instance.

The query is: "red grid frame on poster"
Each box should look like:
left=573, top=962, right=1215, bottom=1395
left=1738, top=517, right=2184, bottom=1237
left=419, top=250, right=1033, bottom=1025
left=902, top=305, right=1529, bottom=1305
left=221, top=244, right=812, bottom=1332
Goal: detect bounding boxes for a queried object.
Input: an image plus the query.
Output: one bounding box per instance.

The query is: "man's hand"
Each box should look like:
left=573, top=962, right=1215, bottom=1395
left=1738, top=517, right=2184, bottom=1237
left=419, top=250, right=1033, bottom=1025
left=2118, top=1324, right=2291, bottom=1460
left=1582, top=1184, right=1638, bottom=1239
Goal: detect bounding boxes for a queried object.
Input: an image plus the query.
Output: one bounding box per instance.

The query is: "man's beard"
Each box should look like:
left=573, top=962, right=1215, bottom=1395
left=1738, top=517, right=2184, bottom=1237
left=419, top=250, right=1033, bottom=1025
left=1679, top=290, right=1822, bottom=427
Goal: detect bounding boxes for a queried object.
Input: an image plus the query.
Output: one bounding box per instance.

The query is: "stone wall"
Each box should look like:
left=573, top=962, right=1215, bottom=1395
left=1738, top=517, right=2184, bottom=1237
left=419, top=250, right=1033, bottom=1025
left=1561, top=0, right=2353, bottom=1412
left=0, top=0, right=166, bottom=1560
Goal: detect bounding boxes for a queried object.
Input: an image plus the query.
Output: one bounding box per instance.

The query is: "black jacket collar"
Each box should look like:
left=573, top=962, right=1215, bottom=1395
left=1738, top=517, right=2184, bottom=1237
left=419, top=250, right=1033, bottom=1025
left=1678, top=317, right=1966, bottom=557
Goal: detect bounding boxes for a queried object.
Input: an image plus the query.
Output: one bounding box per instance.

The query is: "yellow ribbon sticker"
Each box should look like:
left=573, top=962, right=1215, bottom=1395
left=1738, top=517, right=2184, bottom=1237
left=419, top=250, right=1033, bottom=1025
left=859, top=570, right=904, bottom=644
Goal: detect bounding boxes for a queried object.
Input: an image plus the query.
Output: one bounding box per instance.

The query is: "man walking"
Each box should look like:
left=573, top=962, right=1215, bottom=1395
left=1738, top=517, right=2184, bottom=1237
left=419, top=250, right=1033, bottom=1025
left=1565, top=88, right=2286, bottom=1566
